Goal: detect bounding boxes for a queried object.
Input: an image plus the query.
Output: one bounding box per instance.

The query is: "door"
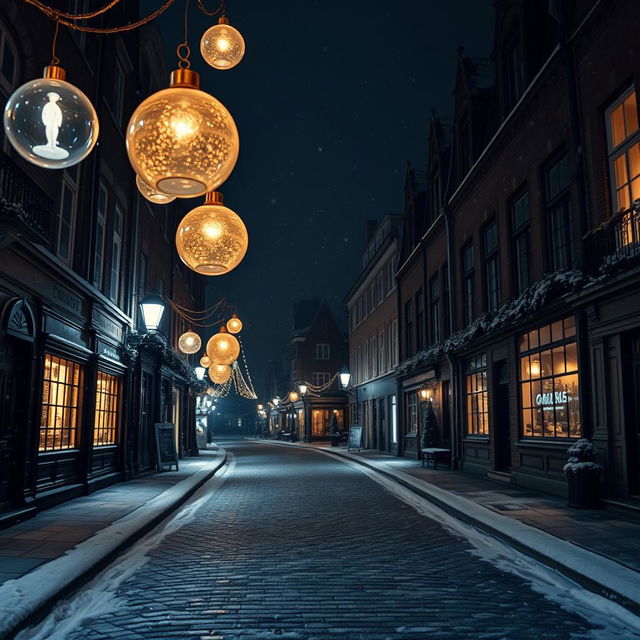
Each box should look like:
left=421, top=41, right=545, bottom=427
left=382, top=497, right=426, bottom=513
left=0, top=340, right=28, bottom=508
left=628, top=333, right=640, bottom=495
left=494, top=362, right=511, bottom=471
left=138, top=371, right=155, bottom=471
left=378, top=398, right=386, bottom=451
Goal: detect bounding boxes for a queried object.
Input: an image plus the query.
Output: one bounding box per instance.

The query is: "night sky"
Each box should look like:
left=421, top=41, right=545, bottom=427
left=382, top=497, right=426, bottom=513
left=149, top=0, right=495, bottom=400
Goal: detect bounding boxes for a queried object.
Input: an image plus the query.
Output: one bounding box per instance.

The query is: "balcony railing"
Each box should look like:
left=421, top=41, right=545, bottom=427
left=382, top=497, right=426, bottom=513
left=0, top=150, right=55, bottom=244
left=584, top=202, right=640, bottom=276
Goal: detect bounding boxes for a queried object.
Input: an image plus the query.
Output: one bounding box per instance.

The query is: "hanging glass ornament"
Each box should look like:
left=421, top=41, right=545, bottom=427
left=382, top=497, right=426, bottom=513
left=206, top=326, right=240, bottom=365
left=178, top=330, right=202, bottom=354
left=209, top=363, right=231, bottom=384
left=175, top=191, right=248, bottom=275
left=226, top=314, right=242, bottom=334
left=136, top=174, right=176, bottom=204
left=200, top=354, right=212, bottom=368
left=126, top=69, right=239, bottom=197
left=200, top=17, right=245, bottom=70
left=3, top=65, right=99, bottom=169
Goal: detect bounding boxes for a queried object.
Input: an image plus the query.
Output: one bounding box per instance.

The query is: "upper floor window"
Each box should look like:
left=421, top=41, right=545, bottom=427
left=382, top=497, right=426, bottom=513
left=606, top=87, right=640, bottom=247
left=544, top=153, right=574, bottom=271
left=442, top=264, right=450, bottom=338
left=465, top=354, right=488, bottom=436
left=404, top=299, right=413, bottom=357
left=483, top=220, right=500, bottom=312
left=93, top=183, right=108, bottom=290
left=315, top=343, right=330, bottom=360
left=430, top=273, right=440, bottom=343
left=311, top=372, right=330, bottom=387
left=110, top=204, right=124, bottom=302
left=462, top=243, right=475, bottom=326
left=57, top=168, right=79, bottom=264
left=503, top=35, right=524, bottom=112
left=111, top=61, right=125, bottom=129
left=68, top=0, right=88, bottom=51
left=0, top=23, right=17, bottom=93
left=416, top=289, right=424, bottom=351
left=511, top=191, right=531, bottom=296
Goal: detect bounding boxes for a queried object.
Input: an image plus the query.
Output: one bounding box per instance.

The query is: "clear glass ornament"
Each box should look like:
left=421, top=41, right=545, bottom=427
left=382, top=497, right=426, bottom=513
left=226, top=315, right=242, bottom=333
left=136, top=174, right=176, bottom=204
left=126, top=69, right=239, bottom=197
left=200, top=19, right=245, bottom=70
left=3, top=66, right=99, bottom=169
left=178, top=330, right=202, bottom=354
left=209, top=363, right=231, bottom=384
left=175, top=191, right=248, bottom=275
left=206, top=327, right=240, bottom=365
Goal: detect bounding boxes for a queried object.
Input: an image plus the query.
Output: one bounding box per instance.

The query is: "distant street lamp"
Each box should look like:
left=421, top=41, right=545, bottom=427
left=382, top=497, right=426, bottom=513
left=195, top=367, right=206, bottom=380
left=139, top=294, right=165, bottom=333
left=340, top=366, right=358, bottom=425
left=339, top=366, right=351, bottom=390
left=298, top=383, right=307, bottom=395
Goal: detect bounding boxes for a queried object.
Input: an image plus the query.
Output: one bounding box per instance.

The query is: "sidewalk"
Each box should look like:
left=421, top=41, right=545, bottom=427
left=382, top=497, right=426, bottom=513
left=0, top=446, right=227, bottom=638
left=265, top=439, right=640, bottom=615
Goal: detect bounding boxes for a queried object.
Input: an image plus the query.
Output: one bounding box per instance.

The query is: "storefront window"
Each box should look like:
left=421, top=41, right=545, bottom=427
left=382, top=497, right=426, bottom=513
left=406, top=391, right=418, bottom=433
left=465, top=354, right=488, bottom=435
left=94, top=371, right=120, bottom=446
left=519, top=317, right=580, bottom=438
left=311, top=409, right=344, bottom=436
left=40, top=354, right=83, bottom=451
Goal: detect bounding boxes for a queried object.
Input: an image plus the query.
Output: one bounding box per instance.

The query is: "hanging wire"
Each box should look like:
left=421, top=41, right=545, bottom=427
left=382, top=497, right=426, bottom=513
left=24, top=0, right=121, bottom=21
left=24, top=0, right=177, bottom=34
left=50, top=19, right=60, bottom=65
left=176, top=0, right=191, bottom=68
left=196, top=0, right=225, bottom=17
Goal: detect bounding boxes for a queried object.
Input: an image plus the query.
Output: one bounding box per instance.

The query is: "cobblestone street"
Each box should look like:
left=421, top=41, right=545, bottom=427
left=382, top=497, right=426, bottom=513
left=20, top=441, right=619, bottom=639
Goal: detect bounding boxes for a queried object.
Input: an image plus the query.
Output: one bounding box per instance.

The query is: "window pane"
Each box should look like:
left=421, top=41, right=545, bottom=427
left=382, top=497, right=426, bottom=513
left=563, top=316, right=576, bottom=337
left=614, top=153, right=628, bottom=187
left=611, top=103, right=625, bottom=147
left=624, top=92, right=639, bottom=138
left=552, top=346, right=566, bottom=375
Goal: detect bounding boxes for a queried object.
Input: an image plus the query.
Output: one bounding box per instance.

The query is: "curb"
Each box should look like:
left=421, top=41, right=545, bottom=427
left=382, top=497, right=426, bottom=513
left=0, top=447, right=228, bottom=640
left=256, top=439, right=640, bottom=616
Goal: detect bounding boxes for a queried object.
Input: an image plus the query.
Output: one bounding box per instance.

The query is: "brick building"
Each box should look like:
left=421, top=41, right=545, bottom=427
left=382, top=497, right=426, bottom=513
left=345, top=215, right=401, bottom=451
left=0, top=1, right=205, bottom=524
left=396, top=0, right=640, bottom=499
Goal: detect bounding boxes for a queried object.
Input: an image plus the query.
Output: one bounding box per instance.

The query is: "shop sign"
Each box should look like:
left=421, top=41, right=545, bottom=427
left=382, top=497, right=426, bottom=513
left=99, top=342, right=121, bottom=362
left=535, top=391, right=569, bottom=408
left=51, top=285, right=82, bottom=314
left=45, top=316, right=85, bottom=346
left=93, top=308, right=124, bottom=342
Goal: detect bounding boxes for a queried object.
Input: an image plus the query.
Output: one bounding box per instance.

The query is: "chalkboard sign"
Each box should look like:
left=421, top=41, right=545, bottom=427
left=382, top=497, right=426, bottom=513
left=154, top=422, right=179, bottom=471
left=347, top=425, right=363, bottom=452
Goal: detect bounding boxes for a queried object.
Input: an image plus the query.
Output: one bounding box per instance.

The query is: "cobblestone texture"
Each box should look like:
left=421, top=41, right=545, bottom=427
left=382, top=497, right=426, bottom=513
left=62, top=440, right=597, bottom=639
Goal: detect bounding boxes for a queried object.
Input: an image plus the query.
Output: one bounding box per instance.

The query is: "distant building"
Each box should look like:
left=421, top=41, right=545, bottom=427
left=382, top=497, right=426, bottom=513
left=277, top=299, right=349, bottom=441
left=344, top=215, right=401, bottom=451
left=0, top=2, right=205, bottom=523
left=395, top=0, right=640, bottom=499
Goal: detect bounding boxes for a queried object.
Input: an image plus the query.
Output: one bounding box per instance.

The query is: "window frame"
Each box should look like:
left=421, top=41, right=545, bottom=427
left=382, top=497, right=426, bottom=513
left=543, top=152, right=574, bottom=272
left=93, top=182, right=108, bottom=290
left=462, top=243, right=475, bottom=326
left=483, top=219, right=501, bottom=312
left=57, top=169, right=79, bottom=264
left=464, top=354, right=488, bottom=437
left=314, top=343, right=330, bottom=360
left=510, top=189, right=531, bottom=296
left=94, top=371, right=121, bottom=447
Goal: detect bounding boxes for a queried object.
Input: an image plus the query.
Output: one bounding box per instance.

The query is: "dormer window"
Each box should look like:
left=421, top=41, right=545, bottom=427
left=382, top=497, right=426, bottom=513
left=503, top=34, right=524, bottom=112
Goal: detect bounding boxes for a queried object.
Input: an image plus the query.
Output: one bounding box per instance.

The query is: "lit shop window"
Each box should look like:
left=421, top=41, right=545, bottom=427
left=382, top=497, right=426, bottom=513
left=94, top=372, right=120, bottom=446
left=39, top=354, right=82, bottom=451
left=311, top=409, right=343, bottom=437
left=465, top=354, right=488, bottom=436
left=519, top=317, right=579, bottom=438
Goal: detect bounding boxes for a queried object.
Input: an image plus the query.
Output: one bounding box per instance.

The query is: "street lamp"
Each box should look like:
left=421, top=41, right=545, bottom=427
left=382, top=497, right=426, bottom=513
left=272, top=396, right=280, bottom=406
left=298, top=383, right=307, bottom=395
left=339, top=366, right=351, bottom=390
left=195, top=367, right=206, bottom=380
left=139, top=294, right=165, bottom=333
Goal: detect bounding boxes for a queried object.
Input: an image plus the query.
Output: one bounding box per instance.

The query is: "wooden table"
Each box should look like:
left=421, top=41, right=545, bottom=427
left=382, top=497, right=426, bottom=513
left=421, top=447, right=451, bottom=469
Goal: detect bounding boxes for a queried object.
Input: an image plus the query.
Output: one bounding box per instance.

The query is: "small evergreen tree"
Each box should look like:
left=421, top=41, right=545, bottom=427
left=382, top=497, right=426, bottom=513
left=421, top=401, right=439, bottom=448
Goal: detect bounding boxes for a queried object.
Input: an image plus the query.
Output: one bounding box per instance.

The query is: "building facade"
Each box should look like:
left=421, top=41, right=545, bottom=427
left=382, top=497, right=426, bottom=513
left=345, top=215, right=401, bottom=451
left=395, top=0, right=640, bottom=499
left=0, top=2, right=205, bottom=524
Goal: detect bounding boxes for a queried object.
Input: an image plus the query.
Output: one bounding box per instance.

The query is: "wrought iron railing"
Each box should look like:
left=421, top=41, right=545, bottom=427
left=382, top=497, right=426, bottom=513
left=0, top=150, right=55, bottom=244
left=584, top=202, right=640, bottom=275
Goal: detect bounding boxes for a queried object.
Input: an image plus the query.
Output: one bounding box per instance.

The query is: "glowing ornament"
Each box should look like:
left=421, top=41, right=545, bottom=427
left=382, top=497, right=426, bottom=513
left=175, top=191, right=248, bottom=275
left=226, top=314, right=243, bottom=334
left=126, top=68, right=239, bottom=197
left=178, top=331, right=202, bottom=354
left=3, top=65, right=99, bottom=169
left=200, top=17, right=245, bottom=70
left=136, top=174, right=176, bottom=204
left=200, top=355, right=212, bottom=368
left=209, top=363, right=231, bottom=384
left=206, top=326, right=240, bottom=365
left=289, top=391, right=299, bottom=403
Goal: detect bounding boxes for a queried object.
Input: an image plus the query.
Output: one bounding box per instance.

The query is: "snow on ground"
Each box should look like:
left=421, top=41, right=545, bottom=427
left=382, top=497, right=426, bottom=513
left=15, top=455, right=235, bottom=640
left=329, top=453, right=640, bottom=640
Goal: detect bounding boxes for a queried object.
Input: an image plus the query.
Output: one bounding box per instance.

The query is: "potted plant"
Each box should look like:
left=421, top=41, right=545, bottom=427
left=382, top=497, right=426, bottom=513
left=563, top=438, right=603, bottom=508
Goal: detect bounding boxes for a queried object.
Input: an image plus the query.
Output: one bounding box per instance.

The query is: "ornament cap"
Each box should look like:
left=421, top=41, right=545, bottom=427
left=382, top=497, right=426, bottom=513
left=218, top=16, right=229, bottom=24
left=43, top=65, right=66, bottom=81
left=170, top=68, right=200, bottom=89
left=219, top=325, right=227, bottom=333
left=204, top=191, right=224, bottom=206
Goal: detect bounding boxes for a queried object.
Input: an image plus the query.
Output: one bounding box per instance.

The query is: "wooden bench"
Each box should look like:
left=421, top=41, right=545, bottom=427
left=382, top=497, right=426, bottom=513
left=421, top=447, right=451, bottom=469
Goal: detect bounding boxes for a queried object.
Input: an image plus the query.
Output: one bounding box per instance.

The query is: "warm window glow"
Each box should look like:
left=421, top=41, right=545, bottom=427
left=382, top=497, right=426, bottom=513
left=39, top=354, right=82, bottom=451
left=311, top=409, right=344, bottom=437
left=94, top=372, right=120, bottom=446
left=465, top=355, right=488, bottom=436
left=519, top=317, right=580, bottom=439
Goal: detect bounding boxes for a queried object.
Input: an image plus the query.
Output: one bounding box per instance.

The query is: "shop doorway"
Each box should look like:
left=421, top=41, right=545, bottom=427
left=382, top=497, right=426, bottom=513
left=627, top=333, right=640, bottom=495
left=139, top=370, right=155, bottom=472
left=494, top=362, right=511, bottom=471
left=0, top=339, right=29, bottom=509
